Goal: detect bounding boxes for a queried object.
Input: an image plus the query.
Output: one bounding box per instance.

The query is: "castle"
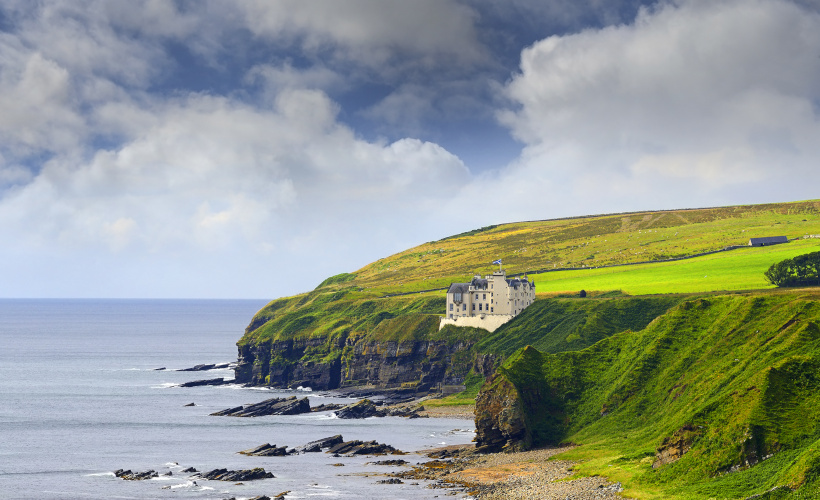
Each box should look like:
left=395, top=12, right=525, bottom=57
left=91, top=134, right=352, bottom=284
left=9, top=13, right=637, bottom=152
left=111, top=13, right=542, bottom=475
left=439, top=267, right=535, bottom=332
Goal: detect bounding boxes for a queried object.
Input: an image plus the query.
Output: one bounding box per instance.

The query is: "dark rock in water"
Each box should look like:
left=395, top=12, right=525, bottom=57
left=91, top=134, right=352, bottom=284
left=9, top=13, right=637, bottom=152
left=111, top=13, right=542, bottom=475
left=184, top=402, right=196, bottom=407
left=195, top=467, right=274, bottom=481
left=210, top=396, right=311, bottom=417
left=272, top=492, right=290, bottom=500
left=293, top=435, right=344, bottom=453
left=335, top=399, right=384, bottom=419
left=181, top=467, right=198, bottom=473
left=311, top=403, right=346, bottom=412
left=368, top=459, right=408, bottom=466
left=377, top=478, right=404, bottom=484
left=382, top=406, right=426, bottom=418
left=114, top=469, right=159, bottom=480
left=154, top=367, right=166, bottom=371
left=179, top=377, right=231, bottom=387
left=178, top=363, right=234, bottom=372
left=334, top=399, right=424, bottom=419
left=179, top=363, right=216, bottom=371
left=239, top=443, right=291, bottom=457
left=327, top=440, right=402, bottom=456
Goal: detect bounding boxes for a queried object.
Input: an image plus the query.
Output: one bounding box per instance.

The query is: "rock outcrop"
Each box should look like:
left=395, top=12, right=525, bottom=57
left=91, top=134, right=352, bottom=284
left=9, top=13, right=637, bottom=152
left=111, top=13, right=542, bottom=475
left=178, top=363, right=233, bottom=372
left=194, top=468, right=274, bottom=481
left=179, top=377, right=232, bottom=387
left=210, top=396, right=310, bottom=417
left=327, top=440, right=403, bottom=456
left=474, top=372, right=528, bottom=452
left=114, top=469, right=158, bottom=480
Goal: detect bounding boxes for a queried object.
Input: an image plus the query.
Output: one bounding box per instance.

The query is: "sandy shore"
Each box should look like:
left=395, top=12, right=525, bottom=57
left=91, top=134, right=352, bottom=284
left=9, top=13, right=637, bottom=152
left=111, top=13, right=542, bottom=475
left=396, top=444, right=628, bottom=499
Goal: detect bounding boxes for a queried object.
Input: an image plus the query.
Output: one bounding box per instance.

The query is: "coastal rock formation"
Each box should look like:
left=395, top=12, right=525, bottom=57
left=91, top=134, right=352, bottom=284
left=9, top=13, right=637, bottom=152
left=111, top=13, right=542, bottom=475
left=334, top=399, right=425, bottom=419
left=194, top=468, right=274, bottom=481
left=210, top=396, right=310, bottom=417
left=234, top=336, right=476, bottom=392
left=293, top=435, right=344, bottom=453
left=474, top=372, right=529, bottom=452
left=114, top=469, right=158, bottom=480
left=179, top=377, right=231, bottom=387
left=335, top=399, right=382, bottom=419
left=240, top=435, right=346, bottom=457
left=239, top=443, right=290, bottom=456
left=178, top=363, right=233, bottom=372
left=327, top=440, right=403, bottom=456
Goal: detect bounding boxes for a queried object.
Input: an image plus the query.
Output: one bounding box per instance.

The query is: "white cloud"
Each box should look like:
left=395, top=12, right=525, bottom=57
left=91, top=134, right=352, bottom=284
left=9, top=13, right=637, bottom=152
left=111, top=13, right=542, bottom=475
left=492, top=0, right=820, bottom=213
left=237, top=0, right=486, bottom=71
left=0, top=88, right=469, bottom=257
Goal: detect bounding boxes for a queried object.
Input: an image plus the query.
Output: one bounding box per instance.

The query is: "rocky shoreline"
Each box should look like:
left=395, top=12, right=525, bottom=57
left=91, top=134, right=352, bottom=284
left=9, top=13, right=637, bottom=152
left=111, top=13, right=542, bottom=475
left=396, top=444, right=630, bottom=500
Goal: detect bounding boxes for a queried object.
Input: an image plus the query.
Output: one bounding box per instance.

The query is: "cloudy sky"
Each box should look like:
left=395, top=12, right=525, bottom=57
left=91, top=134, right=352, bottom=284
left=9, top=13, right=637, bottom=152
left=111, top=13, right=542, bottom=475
left=1, top=0, right=819, bottom=299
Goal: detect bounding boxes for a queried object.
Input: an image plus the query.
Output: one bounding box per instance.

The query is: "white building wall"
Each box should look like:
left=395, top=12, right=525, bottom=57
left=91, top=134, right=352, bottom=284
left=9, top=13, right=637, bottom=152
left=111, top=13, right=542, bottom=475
left=439, top=314, right=514, bottom=333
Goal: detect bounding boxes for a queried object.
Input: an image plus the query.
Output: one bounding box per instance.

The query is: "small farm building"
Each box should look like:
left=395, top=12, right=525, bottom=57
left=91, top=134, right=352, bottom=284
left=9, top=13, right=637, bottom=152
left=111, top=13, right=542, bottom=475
left=748, top=236, right=788, bottom=247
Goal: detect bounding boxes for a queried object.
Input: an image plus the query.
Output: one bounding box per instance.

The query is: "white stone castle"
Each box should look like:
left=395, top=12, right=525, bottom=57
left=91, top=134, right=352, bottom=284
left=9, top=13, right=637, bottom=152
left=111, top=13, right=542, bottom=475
left=439, top=265, right=535, bottom=333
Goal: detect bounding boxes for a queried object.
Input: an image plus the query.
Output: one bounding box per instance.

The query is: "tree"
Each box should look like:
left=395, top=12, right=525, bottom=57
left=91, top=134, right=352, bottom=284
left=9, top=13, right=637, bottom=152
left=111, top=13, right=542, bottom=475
left=765, top=251, right=820, bottom=287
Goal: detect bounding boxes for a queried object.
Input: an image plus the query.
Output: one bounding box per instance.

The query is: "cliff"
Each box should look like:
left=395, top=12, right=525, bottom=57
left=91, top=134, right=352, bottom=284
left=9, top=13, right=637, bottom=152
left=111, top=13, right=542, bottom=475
left=235, top=286, right=680, bottom=392
left=474, top=291, right=820, bottom=499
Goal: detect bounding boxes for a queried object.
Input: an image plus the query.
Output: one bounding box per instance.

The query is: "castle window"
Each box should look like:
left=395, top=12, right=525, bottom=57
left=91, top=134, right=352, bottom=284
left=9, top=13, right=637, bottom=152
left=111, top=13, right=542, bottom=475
left=463, top=304, right=466, bottom=311
left=449, top=303, right=453, bottom=311
left=483, top=293, right=486, bottom=299
left=491, top=307, right=494, bottom=313
left=472, top=304, right=475, bottom=311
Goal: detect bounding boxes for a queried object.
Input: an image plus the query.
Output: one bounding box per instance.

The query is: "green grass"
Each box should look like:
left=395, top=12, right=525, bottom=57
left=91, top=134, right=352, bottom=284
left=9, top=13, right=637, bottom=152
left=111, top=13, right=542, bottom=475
left=490, top=291, right=820, bottom=499
left=531, top=240, right=820, bottom=295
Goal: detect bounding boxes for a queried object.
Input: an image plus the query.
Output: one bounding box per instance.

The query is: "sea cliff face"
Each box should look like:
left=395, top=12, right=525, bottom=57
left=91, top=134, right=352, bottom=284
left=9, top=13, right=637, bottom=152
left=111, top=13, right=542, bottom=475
left=234, top=335, right=480, bottom=391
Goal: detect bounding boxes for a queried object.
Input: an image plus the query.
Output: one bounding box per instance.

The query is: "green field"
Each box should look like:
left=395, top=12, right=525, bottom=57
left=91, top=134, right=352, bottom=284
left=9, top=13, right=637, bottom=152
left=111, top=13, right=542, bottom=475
left=532, top=239, right=820, bottom=295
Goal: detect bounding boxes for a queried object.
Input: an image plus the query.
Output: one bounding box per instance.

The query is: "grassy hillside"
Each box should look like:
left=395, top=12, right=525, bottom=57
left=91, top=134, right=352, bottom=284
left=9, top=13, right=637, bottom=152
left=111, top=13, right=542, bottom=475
left=490, top=290, right=820, bottom=499
left=339, top=200, right=820, bottom=296
left=532, top=239, right=820, bottom=295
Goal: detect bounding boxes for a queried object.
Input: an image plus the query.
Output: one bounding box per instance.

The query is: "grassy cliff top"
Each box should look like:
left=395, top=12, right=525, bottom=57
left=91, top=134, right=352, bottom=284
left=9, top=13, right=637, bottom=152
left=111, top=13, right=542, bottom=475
left=241, top=199, right=820, bottom=344
left=334, top=199, right=820, bottom=296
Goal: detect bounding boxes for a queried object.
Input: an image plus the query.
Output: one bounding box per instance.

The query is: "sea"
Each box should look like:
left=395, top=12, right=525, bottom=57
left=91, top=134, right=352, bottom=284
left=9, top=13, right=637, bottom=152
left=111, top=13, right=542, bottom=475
left=0, top=299, right=475, bottom=500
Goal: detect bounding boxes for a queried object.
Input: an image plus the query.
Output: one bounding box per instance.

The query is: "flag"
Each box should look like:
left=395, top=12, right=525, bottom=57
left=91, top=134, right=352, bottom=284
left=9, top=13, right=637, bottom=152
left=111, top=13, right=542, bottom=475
left=492, top=259, right=502, bottom=265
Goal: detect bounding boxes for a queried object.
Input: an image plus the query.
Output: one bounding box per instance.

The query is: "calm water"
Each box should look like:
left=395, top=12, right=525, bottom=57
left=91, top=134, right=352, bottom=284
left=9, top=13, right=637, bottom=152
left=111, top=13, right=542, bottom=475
left=0, top=300, right=474, bottom=500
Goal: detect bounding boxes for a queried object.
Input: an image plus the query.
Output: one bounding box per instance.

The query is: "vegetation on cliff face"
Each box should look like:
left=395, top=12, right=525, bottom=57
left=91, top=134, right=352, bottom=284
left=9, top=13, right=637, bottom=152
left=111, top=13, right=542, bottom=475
left=475, top=291, right=820, bottom=499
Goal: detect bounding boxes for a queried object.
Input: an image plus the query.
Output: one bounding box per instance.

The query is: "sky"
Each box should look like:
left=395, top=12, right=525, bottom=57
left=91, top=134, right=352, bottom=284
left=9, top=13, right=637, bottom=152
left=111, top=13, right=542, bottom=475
left=1, top=0, right=820, bottom=299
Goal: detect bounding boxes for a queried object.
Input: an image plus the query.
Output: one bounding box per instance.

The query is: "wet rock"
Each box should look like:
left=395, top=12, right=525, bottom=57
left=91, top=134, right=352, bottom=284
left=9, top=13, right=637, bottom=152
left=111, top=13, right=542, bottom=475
left=211, top=396, right=310, bottom=417
left=154, top=367, right=166, bottom=371
left=239, top=443, right=291, bottom=457
left=181, top=467, right=197, bottom=473
left=184, top=402, right=196, bottom=407
left=377, top=478, right=404, bottom=484
left=195, top=467, right=274, bottom=481
left=327, top=440, right=403, bottom=456
left=179, top=377, right=231, bottom=387
left=179, top=363, right=234, bottom=372
left=292, top=435, right=344, bottom=453
left=368, top=459, right=408, bottom=466
left=310, top=403, right=346, bottom=412
left=335, top=399, right=384, bottom=419
left=114, top=469, right=158, bottom=480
